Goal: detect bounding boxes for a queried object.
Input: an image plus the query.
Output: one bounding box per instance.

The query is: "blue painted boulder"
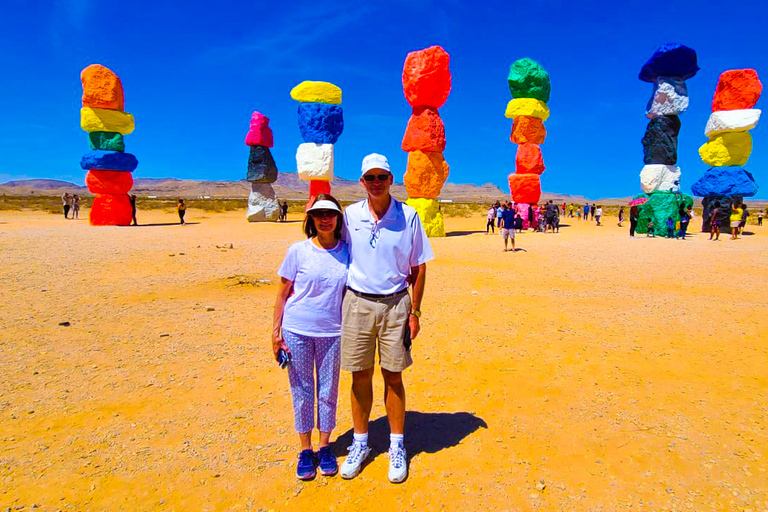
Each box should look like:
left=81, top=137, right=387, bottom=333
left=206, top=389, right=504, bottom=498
left=80, top=150, right=138, bottom=172
left=642, top=115, right=680, bottom=165
left=639, top=43, right=699, bottom=83
left=691, top=166, right=758, bottom=198
left=246, top=146, right=278, bottom=183
left=297, top=103, right=344, bottom=144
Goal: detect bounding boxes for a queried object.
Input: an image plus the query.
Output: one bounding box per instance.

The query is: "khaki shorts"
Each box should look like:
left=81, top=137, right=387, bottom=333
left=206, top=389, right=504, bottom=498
left=341, top=289, right=413, bottom=373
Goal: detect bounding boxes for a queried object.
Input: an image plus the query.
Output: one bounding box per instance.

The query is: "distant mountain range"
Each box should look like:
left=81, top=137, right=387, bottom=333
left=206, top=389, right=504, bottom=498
left=0, top=174, right=607, bottom=204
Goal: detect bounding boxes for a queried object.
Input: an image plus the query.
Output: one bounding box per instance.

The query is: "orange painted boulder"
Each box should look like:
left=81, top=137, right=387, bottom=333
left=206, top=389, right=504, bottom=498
left=402, top=46, right=451, bottom=109
left=511, top=116, right=546, bottom=144
left=81, top=64, right=125, bottom=111
left=89, top=194, right=132, bottom=226
left=515, top=143, right=545, bottom=175
left=85, top=170, right=134, bottom=195
left=712, top=69, right=762, bottom=111
left=509, top=173, right=541, bottom=204
left=402, top=106, right=446, bottom=152
left=404, top=151, right=449, bottom=199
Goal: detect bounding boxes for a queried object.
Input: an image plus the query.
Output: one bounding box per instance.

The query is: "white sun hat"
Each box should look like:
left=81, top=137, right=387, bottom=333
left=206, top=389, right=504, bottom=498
left=306, top=200, right=341, bottom=214
left=361, top=153, right=391, bottom=176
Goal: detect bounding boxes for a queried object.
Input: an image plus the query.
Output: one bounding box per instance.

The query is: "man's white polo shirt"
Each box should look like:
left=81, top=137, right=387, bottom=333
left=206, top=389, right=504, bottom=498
left=343, top=197, right=434, bottom=295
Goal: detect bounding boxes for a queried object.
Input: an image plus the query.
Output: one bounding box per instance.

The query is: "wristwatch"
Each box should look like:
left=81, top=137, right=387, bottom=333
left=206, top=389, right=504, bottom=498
left=410, top=309, right=422, bottom=318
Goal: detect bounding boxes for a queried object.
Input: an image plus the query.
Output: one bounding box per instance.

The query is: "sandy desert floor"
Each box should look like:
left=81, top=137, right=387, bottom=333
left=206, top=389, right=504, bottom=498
left=1, top=208, right=767, bottom=511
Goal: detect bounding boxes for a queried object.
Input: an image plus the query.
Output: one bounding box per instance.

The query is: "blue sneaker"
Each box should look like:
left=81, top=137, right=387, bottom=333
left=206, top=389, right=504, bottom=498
left=316, top=446, right=338, bottom=476
left=296, top=449, right=316, bottom=480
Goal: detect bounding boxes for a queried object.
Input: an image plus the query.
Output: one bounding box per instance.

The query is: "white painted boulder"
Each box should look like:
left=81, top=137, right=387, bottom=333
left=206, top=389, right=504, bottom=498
left=246, top=182, right=279, bottom=222
left=640, top=164, right=681, bottom=193
left=704, top=109, right=761, bottom=137
left=296, top=143, right=334, bottom=181
left=646, top=77, right=689, bottom=118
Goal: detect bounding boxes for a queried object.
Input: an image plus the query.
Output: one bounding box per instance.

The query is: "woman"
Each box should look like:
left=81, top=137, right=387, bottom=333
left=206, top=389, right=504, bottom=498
left=617, top=206, right=624, bottom=227
left=71, top=194, right=80, bottom=219
left=595, top=205, right=603, bottom=226
left=730, top=202, right=743, bottom=240
left=177, top=199, right=186, bottom=225
left=629, top=206, right=639, bottom=237
left=710, top=201, right=721, bottom=241
left=486, top=204, right=496, bottom=234
left=272, top=194, right=348, bottom=481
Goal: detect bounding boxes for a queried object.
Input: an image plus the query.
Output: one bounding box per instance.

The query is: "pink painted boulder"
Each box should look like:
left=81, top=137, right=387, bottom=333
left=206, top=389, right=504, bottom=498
left=245, top=111, right=274, bottom=148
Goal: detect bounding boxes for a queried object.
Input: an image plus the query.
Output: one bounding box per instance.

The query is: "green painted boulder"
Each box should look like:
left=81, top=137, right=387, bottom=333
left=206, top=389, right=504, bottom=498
left=635, top=191, right=693, bottom=237
left=88, top=131, right=125, bottom=152
left=507, top=58, right=551, bottom=103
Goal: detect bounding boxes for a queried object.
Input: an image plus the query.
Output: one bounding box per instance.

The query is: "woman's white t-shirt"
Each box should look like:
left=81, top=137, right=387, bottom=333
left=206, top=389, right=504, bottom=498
left=277, top=239, right=349, bottom=337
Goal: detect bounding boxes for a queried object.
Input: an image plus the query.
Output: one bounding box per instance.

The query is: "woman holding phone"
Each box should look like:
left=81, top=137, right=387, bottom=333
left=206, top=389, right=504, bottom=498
left=272, top=194, right=349, bottom=480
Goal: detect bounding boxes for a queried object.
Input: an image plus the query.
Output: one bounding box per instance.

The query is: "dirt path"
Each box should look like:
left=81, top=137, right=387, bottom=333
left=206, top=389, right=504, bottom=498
left=1, top=209, right=766, bottom=511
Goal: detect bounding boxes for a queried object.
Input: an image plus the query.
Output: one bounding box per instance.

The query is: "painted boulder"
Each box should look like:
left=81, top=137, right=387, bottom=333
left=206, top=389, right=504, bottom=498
left=505, top=98, right=549, bottom=120
left=507, top=58, right=551, bottom=103
left=80, top=150, right=138, bottom=172
left=515, top=143, right=545, bottom=175
left=247, top=182, right=280, bottom=222
left=511, top=116, right=546, bottom=144
left=81, top=107, right=135, bottom=135
left=404, top=151, right=449, bottom=199
left=699, top=132, right=752, bottom=167
left=642, top=115, right=680, bottom=165
left=639, top=43, right=699, bottom=83
left=402, top=106, right=446, bottom=152
left=691, top=166, right=758, bottom=198
left=90, top=194, right=133, bottom=226
left=246, top=146, right=278, bottom=183
left=245, top=111, right=274, bottom=148
left=402, top=45, right=451, bottom=109
left=646, top=77, right=689, bottom=117
left=297, top=103, right=344, bottom=144
left=405, top=197, right=445, bottom=238
left=85, top=170, right=134, bottom=195
left=88, top=131, right=125, bottom=152
left=712, top=69, right=763, bottom=111
left=81, top=64, right=125, bottom=111
left=296, top=143, right=334, bottom=181
left=307, top=180, right=332, bottom=209
left=290, top=81, right=342, bottom=105
left=639, top=164, right=681, bottom=193
left=508, top=173, right=541, bottom=204
left=705, top=109, right=761, bottom=137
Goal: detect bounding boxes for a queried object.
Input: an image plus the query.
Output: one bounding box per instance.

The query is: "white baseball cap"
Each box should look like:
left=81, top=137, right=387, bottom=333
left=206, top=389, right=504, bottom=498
left=306, top=199, right=341, bottom=214
left=361, top=153, right=391, bottom=176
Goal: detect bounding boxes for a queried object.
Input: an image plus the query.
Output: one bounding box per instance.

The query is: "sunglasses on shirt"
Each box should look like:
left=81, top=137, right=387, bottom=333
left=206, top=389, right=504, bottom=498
left=363, top=173, right=391, bottom=182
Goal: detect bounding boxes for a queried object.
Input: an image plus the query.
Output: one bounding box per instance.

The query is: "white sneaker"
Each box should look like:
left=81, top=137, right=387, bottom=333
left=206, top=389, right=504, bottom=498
left=388, top=443, right=407, bottom=483
left=340, top=443, right=371, bottom=479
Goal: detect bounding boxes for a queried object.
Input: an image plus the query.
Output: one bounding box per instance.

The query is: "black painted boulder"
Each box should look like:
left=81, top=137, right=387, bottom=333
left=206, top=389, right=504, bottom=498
left=246, top=146, right=278, bottom=183
left=701, top=196, right=737, bottom=232
left=641, top=115, right=680, bottom=165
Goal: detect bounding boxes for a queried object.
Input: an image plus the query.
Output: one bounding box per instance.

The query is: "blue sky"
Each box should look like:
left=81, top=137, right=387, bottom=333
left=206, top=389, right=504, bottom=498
left=0, top=0, right=766, bottom=199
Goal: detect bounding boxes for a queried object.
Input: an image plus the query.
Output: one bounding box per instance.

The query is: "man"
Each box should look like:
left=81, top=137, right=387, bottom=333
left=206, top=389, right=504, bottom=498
left=62, top=193, right=71, bottom=219
left=129, top=195, right=138, bottom=226
left=500, top=202, right=516, bottom=251
left=340, top=153, right=433, bottom=483
left=591, top=203, right=596, bottom=220
left=545, top=200, right=556, bottom=232
left=583, top=203, right=589, bottom=220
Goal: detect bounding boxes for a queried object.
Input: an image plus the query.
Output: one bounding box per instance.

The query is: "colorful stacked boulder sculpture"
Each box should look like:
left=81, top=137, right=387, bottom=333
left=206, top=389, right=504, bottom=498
left=79, top=64, right=137, bottom=226
left=505, top=58, right=550, bottom=226
left=692, top=69, right=762, bottom=231
left=244, top=111, right=280, bottom=221
left=402, top=46, right=451, bottom=238
left=632, top=44, right=698, bottom=236
left=290, top=81, right=343, bottom=209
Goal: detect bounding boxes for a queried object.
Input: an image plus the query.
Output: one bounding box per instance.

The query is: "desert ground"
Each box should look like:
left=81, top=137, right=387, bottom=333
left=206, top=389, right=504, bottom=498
left=1, top=207, right=767, bottom=512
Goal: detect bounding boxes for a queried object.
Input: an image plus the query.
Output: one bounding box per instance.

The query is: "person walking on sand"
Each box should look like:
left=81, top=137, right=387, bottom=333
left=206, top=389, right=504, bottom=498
left=71, top=194, right=80, bottom=219
left=62, top=193, right=71, bottom=219
left=666, top=217, right=675, bottom=238
left=177, top=198, right=187, bottom=225
left=583, top=203, right=589, bottom=221
left=496, top=202, right=503, bottom=229
left=500, top=202, right=516, bottom=252
left=486, top=204, right=496, bottom=234
left=339, top=153, right=433, bottom=484
left=730, top=202, right=743, bottom=240
left=528, top=204, right=535, bottom=231
left=710, top=201, right=721, bottom=241
left=590, top=203, right=596, bottom=221
left=282, top=201, right=289, bottom=222
left=595, top=205, right=603, bottom=226
left=677, top=206, right=691, bottom=239
left=629, top=206, right=639, bottom=237
left=739, top=204, right=749, bottom=235
left=758, top=210, right=764, bottom=226
left=617, top=207, right=625, bottom=227
left=273, top=193, right=348, bottom=480
left=129, top=195, right=138, bottom=226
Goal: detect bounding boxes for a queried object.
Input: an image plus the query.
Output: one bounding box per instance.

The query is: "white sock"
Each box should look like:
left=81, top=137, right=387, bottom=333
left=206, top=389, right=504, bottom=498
left=390, top=433, right=404, bottom=449
left=353, top=432, right=368, bottom=447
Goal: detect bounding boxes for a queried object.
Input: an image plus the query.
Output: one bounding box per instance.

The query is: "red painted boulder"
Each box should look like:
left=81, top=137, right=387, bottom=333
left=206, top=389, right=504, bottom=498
left=402, top=106, right=446, bottom=152
left=511, top=116, right=546, bottom=144
left=509, top=173, right=541, bottom=204
left=306, top=180, right=332, bottom=211
left=402, top=46, right=451, bottom=109
left=245, top=111, right=274, bottom=147
left=85, top=170, right=134, bottom=195
left=81, top=64, right=125, bottom=111
left=712, top=69, right=763, bottom=111
left=515, top=143, right=545, bottom=175
left=89, top=194, right=132, bottom=226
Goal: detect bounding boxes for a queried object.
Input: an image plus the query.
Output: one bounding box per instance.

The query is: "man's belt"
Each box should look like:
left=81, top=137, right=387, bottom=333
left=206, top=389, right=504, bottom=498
left=347, top=287, right=408, bottom=300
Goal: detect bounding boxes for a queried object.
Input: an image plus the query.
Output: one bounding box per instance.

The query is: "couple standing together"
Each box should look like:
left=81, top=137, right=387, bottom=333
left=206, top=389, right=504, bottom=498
left=272, top=153, right=433, bottom=483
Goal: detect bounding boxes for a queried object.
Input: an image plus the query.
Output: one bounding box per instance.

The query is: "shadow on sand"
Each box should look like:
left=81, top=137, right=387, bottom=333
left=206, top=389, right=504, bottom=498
left=331, top=410, right=487, bottom=463
left=446, top=230, right=485, bottom=237
left=131, top=222, right=201, bottom=227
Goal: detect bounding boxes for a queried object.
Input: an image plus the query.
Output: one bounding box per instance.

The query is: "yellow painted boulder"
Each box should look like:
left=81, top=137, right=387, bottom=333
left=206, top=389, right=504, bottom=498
left=505, top=98, right=550, bottom=120
left=290, top=81, right=342, bottom=104
left=699, top=132, right=752, bottom=167
left=81, top=107, right=135, bottom=134
left=405, top=198, right=445, bottom=238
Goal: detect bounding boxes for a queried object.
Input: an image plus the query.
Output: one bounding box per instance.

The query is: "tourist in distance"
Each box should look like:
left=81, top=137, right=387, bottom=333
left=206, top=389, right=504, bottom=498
left=647, top=219, right=655, bottom=237
left=590, top=203, right=596, bottom=220
left=739, top=204, right=749, bottom=235
left=281, top=201, right=289, bottom=222
left=340, top=153, right=433, bottom=484
left=177, top=199, right=186, bottom=225
left=62, top=192, right=71, bottom=219
left=500, top=201, right=516, bottom=251
left=666, top=217, right=675, bottom=238
left=677, top=206, right=691, bottom=239
left=496, top=201, right=503, bottom=229
left=583, top=203, right=589, bottom=221
left=629, top=206, right=639, bottom=238
left=730, top=202, right=744, bottom=240
left=758, top=210, right=764, bottom=226
left=129, top=195, right=138, bottom=226
left=709, top=201, right=722, bottom=241
left=595, top=205, right=603, bottom=226
left=272, top=193, right=348, bottom=481
left=486, top=203, right=496, bottom=234
left=617, top=206, right=625, bottom=227
left=71, top=194, right=80, bottom=220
